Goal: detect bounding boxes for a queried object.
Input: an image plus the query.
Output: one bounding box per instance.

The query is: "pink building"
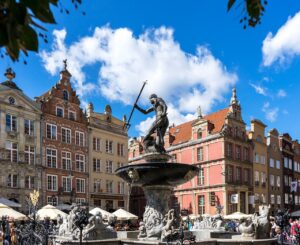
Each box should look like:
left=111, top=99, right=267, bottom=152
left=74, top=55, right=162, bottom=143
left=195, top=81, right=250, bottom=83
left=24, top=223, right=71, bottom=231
left=129, top=89, right=253, bottom=217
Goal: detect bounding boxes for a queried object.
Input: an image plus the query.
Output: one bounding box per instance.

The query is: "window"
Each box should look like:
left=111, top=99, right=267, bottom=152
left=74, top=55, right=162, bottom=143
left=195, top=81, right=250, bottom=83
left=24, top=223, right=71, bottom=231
left=24, top=119, right=34, bottom=136
left=277, top=195, right=281, bottom=205
left=76, top=154, right=85, bottom=172
left=56, top=106, right=64, bottom=117
left=243, top=147, right=249, bottom=161
left=118, top=182, right=125, bottom=194
left=106, top=140, right=113, bottom=153
left=93, top=159, right=101, bottom=172
left=62, top=176, right=72, bottom=192
left=197, top=147, right=203, bottom=161
left=8, top=96, right=15, bottom=104
left=61, top=127, right=71, bottom=143
left=63, top=90, right=69, bottom=100
left=118, top=201, right=125, bottom=208
left=46, top=124, right=57, bottom=140
left=285, top=193, right=289, bottom=204
left=93, top=179, right=101, bottom=193
left=235, top=146, right=241, bottom=160
left=93, top=138, right=101, bottom=151
left=244, top=169, right=249, bottom=184
left=255, top=153, right=260, bottom=163
left=197, top=129, right=202, bottom=139
left=236, top=167, right=241, bottom=183
left=276, top=160, right=280, bottom=169
left=227, top=165, right=233, bottom=183
left=284, top=157, right=288, bottom=168
left=289, top=159, right=293, bottom=170
left=117, top=143, right=124, bottom=156
left=270, top=194, right=275, bottom=204
left=284, top=175, right=288, bottom=186
left=226, top=143, right=233, bottom=157
left=47, top=148, right=57, bottom=168
left=197, top=168, right=204, bottom=186
left=6, top=114, right=17, bottom=132
left=68, top=110, right=76, bottom=121
left=255, top=171, right=259, bottom=185
left=25, top=145, right=35, bottom=164
left=106, top=180, right=113, bottom=193
left=198, top=195, right=205, bottom=215
left=261, top=155, right=265, bottom=164
left=7, top=174, right=18, bottom=188
left=270, top=175, right=275, bottom=186
left=295, top=161, right=298, bottom=172
left=269, top=158, right=274, bottom=168
left=76, top=178, right=85, bottom=193
left=117, top=162, right=124, bottom=169
left=5, top=141, right=18, bottom=162
left=261, top=172, right=266, bottom=185
left=47, top=196, right=58, bottom=206
left=25, top=176, right=35, bottom=189
left=47, top=175, right=57, bottom=191
left=277, top=176, right=281, bottom=187
left=76, top=198, right=86, bottom=205
left=62, top=151, right=71, bottom=170
left=75, top=131, right=85, bottom=146
left=106, top=160, right=113, bottom=173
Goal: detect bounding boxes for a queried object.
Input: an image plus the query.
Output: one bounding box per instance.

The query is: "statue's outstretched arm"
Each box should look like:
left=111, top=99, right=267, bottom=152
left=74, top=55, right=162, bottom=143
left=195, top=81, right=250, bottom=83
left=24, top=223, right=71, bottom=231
left=135, top=104, right=154, bottom=114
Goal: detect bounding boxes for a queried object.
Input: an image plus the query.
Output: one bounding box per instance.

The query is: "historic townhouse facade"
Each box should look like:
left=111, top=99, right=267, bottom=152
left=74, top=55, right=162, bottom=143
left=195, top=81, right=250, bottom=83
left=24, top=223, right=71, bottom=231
left=87, top=103, right=128, bottom=212
left=129, top=89, right=253, bottom=216
left=248, top=120, right=268, bottom=211
left=267, top=128, right=284, bottom=214
left=292, top=140, right=300, bottom=210
left=37, top=64, right=89, bottom=206
left=0, top=68, right=42, bottom=212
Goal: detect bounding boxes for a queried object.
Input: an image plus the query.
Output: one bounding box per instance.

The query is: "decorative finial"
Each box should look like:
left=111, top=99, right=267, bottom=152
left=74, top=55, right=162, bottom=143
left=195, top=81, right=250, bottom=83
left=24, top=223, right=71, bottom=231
left=230, top=87, right=238, bottom=105
left=63, top=59, right=68, bottom=70
left=4, top=68, right=16, bottom=81
left=197, top=106, right=203, bottom=119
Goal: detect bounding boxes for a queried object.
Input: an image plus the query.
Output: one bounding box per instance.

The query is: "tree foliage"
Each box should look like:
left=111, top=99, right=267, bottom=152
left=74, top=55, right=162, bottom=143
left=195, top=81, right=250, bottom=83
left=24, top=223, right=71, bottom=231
left=0, top=0, right=82, bottom=62
left=227, top=0, right=268, bottom=29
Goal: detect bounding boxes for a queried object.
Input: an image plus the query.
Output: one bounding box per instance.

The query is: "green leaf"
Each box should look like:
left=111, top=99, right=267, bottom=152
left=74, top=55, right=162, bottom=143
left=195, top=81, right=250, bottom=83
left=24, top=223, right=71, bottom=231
left=19, top=25, right=38, bottom=51
left=227, top=0, right=236, bottom=11
left=21, top=0, right=56, bottom=23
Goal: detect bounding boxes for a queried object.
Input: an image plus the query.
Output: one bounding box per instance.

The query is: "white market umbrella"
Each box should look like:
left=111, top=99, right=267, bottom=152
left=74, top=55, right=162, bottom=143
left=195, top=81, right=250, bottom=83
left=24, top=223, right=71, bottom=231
left=290, top=210, right=300, bottom=217
left=112, top=208, right=138, bottom=221
left=182, top=214, right=200, bottom=221
left=36, top=204, right=67, bottom=220
left=0, top=203, right=26, bottom=220
left=0, top=197, right=21, bottom=208
left=56, top=203, right=72, bottom=211
left=224, top=212, right=252, bottom=220
left=89, top=207, right=112, bottom=220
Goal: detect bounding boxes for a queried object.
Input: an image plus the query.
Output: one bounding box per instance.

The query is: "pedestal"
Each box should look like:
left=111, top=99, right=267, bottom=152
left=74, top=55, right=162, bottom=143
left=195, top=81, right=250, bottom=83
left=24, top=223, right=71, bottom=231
left=141, top=185, right=173, bottom=240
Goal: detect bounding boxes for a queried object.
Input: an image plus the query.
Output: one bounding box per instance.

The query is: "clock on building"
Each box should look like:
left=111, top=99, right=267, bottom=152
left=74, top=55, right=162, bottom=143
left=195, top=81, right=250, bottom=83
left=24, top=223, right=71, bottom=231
left=8, top=96, right=15, bottom=105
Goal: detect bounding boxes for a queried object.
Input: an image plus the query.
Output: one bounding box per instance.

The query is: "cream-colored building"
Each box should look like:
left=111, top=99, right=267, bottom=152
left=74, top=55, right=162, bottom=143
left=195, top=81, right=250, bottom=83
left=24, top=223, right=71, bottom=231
left=0, top=68, right=42, bottom=213
left=248, top=119, right=268, bottom=211
left=87, top=103, right=128, bottom=211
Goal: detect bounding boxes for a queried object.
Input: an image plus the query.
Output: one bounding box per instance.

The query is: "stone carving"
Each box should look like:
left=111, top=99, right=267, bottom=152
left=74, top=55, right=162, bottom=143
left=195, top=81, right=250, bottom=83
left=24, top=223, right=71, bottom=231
left=194, top=214, right=225, bottom=230
left=238, top=205, right=271, bottom=239
left=137, top=222, right=147, bottom=239
left=134, top=94, right=169, bottom=153
left=161, top=209, right=175, bottom=241
left=143, top=206, right=164, bottom=239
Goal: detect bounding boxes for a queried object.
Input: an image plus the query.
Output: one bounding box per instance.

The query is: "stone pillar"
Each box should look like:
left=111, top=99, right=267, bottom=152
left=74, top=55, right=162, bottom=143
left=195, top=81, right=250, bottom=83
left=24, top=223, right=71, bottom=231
left=142, top=185, right=173, bottom=240
left=245, top=191, right=249, bottom=214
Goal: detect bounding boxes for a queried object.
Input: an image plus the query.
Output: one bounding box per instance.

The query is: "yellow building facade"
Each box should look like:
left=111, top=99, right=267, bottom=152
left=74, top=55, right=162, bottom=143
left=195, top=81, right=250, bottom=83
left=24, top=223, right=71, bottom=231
left=87, top=103, right=128, bottom=211
left=248, top=119, right=268, bottom=211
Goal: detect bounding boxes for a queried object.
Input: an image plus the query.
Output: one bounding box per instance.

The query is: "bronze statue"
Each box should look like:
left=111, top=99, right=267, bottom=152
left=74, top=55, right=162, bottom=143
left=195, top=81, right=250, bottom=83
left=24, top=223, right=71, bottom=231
left=134, top=94, right=169, bottom=153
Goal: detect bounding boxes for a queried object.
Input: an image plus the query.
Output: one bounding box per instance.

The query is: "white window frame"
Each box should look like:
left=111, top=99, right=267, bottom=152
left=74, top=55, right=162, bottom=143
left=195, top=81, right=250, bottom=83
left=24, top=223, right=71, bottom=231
left=75, top=131, right=85, bottom=146
left=24, top=119, right=34, bottom=136
left=7, top=174, right=18, bottom=188
left=105, top=140, right=113, bottom=154
left=5, top=141, right=18, bottom=162
left=106, top=180, right=113, bottom=193
left=197, top=147, right=204, bottom=161
left=289, top=159, right=293, bottom=170
left=269, top=158, right=274, bottom=168
left=76, top=154, right=85, bottom=172
left=276, top=160, right=280, bottom=169
left=62, top=176, right=72, bottom=192
left=270, top=174, right=274, bottom=186
left=76, top=178, right=85, bottom=193
left=284, top=157, right=288, bottom=168
left=47, top=175, right=58, bottom=191
left=25, top=176, right=35, bottom=189
left=46, top=123, right=57, bottom=140
left=56, top=106, right=64, bottom=117
left=118, top=182, right=125, bottom=194
left=25, top=145, right=35, bottom=165
left=93, top=179, right=101, bottom=193
left=6, top=114, right=17, bottom=132
left=62, top=151, right=71, bottom=170
left=61, top=127, right=71, bottom=144
left=93, top=137, right=101, bottom=151
left=46, top=148, right=57, bottom=168
left=47, top=196, right=58, bottom=206
left=106, top=160, right=113, bottom=173
left=68, top=110, right=76, bottom=121
left=76, top=198, right=86, bottom=205
left=276, top=176, right=281, bottom=187
left=93, top=158, right=101, bottom=172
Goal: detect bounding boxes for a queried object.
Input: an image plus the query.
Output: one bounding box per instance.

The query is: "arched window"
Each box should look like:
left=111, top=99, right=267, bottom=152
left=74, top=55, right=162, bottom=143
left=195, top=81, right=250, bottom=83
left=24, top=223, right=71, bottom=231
left=63, top=90, right=69, bottom=101
left=197, top=129, right=203, bottom=139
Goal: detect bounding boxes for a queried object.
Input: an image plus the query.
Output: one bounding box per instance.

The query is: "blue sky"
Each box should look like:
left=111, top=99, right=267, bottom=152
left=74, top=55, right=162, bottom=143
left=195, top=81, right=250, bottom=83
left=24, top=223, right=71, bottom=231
left=1, top=0, right=300, bottom=139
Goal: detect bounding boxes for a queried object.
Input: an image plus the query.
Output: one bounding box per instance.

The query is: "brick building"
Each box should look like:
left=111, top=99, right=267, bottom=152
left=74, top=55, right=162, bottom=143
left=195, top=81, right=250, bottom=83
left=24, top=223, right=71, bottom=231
left=129, top=88, right=253, bottom=217
left=37, top=63, right=89, bottom=206
left=0, top=68, right=42, bottom=212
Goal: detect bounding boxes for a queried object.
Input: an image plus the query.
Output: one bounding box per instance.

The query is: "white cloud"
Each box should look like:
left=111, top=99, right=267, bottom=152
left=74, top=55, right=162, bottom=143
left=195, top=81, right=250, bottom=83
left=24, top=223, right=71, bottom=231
left=277, top=89, right=287, bottom=98
left=250, top=83, right=267, bottom=96
left=41, top=26, right=237, bottom=135
left=262, top=102, right=279, bottom=122
left=262, top=12, right=300, bottom=67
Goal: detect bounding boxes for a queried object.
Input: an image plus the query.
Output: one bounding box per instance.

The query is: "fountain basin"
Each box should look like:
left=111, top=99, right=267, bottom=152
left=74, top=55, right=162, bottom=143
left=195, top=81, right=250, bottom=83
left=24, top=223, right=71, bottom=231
left=115, top=162, right=199, bottom=186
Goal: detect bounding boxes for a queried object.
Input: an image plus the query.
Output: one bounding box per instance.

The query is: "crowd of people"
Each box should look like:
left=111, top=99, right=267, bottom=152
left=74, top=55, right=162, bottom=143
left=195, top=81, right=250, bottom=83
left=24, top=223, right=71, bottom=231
left=271, top=218, right=300, bottom=244
left=0, top=216, right=17, bottom=245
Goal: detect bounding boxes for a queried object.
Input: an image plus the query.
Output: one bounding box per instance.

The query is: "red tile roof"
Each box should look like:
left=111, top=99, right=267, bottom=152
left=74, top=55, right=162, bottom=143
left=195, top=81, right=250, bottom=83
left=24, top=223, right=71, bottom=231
left=169, top=108, right=229, bottom=145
